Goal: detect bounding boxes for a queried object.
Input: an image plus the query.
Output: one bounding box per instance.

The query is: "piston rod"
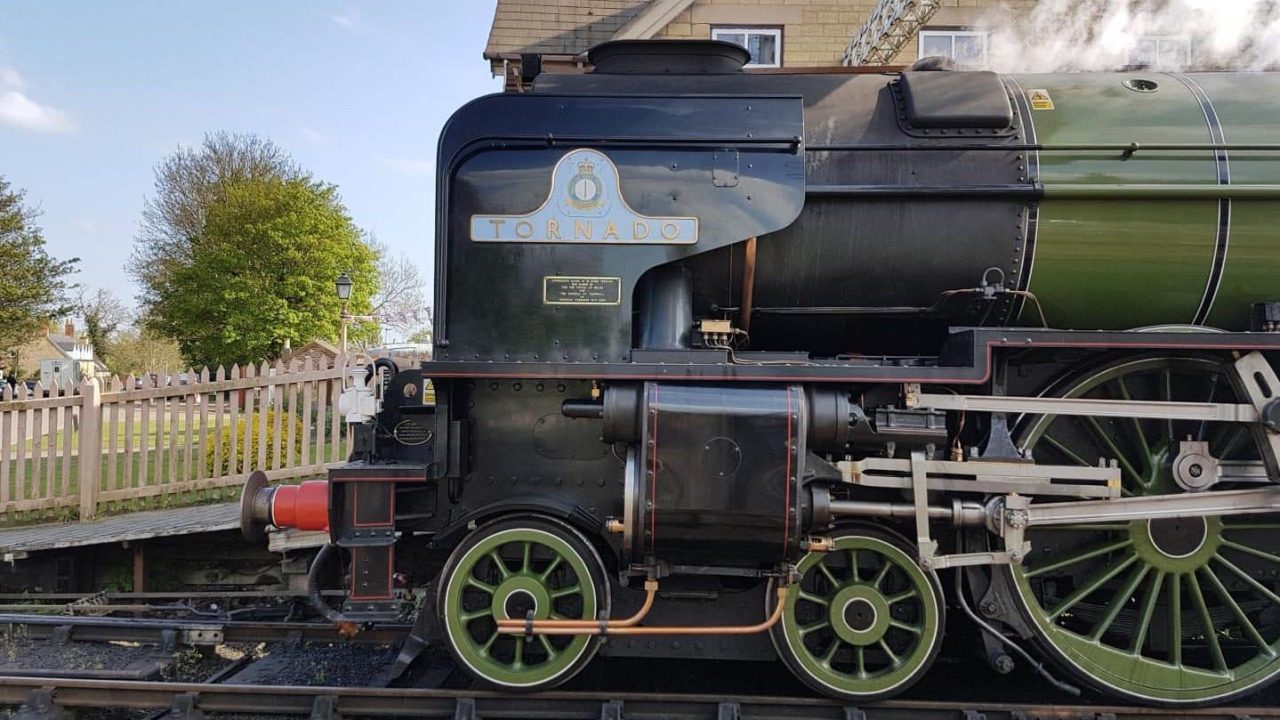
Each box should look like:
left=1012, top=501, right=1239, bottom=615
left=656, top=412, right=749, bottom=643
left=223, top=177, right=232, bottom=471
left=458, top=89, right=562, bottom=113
left=828, top=498, right=985, bottom=526
left=1019, top=485, right=1280, bottom=528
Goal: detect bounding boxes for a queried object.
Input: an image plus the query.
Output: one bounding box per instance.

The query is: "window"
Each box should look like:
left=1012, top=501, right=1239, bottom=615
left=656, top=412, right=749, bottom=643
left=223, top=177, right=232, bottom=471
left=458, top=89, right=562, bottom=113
left=918, top=30, right=988, bottom=65
left=712, top=27, right=782, bottom=68
left=1128, top=35, right=1191, bottom=68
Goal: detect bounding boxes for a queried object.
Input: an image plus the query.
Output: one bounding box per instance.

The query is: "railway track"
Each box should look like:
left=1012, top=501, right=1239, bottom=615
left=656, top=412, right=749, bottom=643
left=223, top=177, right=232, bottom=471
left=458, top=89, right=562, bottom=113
left=1, top=610, right=1278, bottom=719
left=3, top=675, right=1279, bottom=720
left=0, top=612, right=411, bottom=646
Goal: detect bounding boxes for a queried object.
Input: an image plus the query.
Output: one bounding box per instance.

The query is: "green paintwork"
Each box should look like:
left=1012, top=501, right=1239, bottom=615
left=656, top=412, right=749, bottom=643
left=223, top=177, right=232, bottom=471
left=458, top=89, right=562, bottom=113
left=1191, top=74, right=1280, bottom=329
left=1011, top=73, right=1280, bottom=330
left=1010, top=356, right=1280, bottom=704
left=775, top=533, right=941, bottom=698
left=441, top=527, right=598, bottom=688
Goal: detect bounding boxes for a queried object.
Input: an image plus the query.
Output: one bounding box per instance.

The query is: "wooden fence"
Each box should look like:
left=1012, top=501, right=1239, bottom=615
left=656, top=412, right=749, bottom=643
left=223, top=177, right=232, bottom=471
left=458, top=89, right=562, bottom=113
left=0, top=356, right=352, bottom=524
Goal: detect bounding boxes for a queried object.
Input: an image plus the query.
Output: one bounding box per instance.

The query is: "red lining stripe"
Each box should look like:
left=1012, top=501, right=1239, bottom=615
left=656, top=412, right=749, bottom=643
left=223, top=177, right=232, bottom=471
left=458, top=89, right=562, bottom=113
left=783, top=386, right=793, bottom=554
left=649, top=383, right=658, bottom=556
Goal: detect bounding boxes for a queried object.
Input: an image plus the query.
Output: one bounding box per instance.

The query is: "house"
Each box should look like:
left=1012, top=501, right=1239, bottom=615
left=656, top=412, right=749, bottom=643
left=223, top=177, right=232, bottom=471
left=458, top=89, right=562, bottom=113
left=484, top=0, right=1035, bottom=90
left=281, top=339, right=342, bottom=370
left=8, top=321, right=107, bottom=386
left=484, top=1, right=1231, bottom=88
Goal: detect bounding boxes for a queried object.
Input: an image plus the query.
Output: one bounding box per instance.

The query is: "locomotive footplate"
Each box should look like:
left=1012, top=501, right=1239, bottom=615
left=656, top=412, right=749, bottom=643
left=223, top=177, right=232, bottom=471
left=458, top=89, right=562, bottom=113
left=421, top=327, right=1280, bottom=384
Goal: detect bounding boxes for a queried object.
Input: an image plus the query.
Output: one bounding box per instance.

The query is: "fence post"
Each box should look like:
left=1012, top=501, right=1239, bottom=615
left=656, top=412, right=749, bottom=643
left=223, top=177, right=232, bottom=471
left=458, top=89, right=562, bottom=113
left=78, top=377, right=103, bottom=521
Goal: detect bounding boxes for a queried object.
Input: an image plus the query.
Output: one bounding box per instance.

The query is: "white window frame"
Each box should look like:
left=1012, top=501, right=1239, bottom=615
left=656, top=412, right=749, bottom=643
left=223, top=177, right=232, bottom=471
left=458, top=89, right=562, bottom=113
left=918, top=29, right=988, bottom=65
left=711, top=26, right=783, bottom=68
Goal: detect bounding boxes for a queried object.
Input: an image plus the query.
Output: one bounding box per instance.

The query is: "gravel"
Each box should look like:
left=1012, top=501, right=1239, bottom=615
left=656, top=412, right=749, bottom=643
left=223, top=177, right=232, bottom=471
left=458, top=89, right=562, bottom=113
left=224, top=642, right=398, bottom=687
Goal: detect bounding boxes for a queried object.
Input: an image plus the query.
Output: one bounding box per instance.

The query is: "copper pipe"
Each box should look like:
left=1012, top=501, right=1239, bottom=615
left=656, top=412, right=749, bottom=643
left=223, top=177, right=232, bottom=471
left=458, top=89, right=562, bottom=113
left=497, top=580, right=657, bottom=632
left=500, top=586, right=789, bottom=637
left=740, top=236, right=757, bottom=335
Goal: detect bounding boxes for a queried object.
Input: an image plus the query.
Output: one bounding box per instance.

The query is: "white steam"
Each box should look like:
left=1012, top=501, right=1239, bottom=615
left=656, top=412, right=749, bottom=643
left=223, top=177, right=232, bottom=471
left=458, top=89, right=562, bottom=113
left=980, top=0, right=1280, bottom=72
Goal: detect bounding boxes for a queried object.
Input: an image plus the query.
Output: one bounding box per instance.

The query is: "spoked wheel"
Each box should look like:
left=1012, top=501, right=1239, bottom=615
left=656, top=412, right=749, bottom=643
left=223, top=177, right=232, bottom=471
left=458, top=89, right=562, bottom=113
left=1008, top=355, right=1280, bottom=705
left=438, top=515, right=609, bottom=690
left=770, top=526, right=944, bottom=701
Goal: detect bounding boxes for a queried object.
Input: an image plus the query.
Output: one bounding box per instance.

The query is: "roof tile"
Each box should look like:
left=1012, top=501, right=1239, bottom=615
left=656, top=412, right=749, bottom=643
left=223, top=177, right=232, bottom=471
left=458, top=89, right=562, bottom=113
left=485, top=0, right=651, bottom=57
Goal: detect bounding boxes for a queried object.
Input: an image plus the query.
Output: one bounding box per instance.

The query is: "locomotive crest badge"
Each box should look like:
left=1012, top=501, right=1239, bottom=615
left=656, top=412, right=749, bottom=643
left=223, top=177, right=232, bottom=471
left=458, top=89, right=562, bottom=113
left=470, top=148, right=698, bottom=244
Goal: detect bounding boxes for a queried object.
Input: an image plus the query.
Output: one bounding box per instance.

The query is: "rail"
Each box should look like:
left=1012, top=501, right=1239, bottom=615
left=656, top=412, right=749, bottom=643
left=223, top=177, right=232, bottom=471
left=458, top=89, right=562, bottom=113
left=2, top=676, right=1278, bottom=719
left=0, top=612, right=410, bottom=646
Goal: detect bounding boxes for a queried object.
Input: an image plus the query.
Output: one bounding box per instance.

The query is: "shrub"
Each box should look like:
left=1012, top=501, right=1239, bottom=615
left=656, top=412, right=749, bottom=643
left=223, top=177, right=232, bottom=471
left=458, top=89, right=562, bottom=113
left=205, top=410, right=304, bottom=477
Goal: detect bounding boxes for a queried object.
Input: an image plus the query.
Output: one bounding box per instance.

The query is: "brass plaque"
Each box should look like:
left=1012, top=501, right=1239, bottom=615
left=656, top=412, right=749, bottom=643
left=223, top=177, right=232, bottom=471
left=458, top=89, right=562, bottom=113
left=543, top=276, right=622, bottom=306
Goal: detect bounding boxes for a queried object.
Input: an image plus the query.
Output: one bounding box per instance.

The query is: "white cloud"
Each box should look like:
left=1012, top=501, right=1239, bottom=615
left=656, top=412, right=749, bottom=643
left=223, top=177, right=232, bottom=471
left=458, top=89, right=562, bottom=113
left=0, top=65, right=73, bottom=134
left=0, top=67, right=23, bottom=90
left=380, top=156, right=434, bottom=177
left=301, top=126, right=329, bottom=144
left=331, top=6, right=359, bottom=29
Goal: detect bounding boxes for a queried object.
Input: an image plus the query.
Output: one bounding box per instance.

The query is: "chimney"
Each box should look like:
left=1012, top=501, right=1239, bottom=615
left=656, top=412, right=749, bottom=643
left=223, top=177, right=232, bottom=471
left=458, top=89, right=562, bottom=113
left=64, top=320, right=74, bottom=338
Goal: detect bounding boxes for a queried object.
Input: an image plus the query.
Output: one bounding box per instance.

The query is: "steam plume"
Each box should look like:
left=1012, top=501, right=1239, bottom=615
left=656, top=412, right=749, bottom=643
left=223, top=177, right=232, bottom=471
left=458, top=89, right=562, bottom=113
left=980, top=0, right=1280, bottom=72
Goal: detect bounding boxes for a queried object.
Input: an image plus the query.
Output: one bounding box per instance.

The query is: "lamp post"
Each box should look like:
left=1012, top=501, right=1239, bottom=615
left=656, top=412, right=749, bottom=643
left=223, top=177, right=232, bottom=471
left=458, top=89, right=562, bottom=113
left=335, top=272, right=354, bottom=356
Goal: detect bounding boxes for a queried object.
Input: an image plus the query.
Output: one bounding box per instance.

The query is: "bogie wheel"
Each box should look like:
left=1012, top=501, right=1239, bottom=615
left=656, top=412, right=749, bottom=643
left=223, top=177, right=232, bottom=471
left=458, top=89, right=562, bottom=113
left=770, top=525, right=944, bottom=701
left=438, top=515, right=609, bottom=690
left=1009, top=355, right=1280, bottom=705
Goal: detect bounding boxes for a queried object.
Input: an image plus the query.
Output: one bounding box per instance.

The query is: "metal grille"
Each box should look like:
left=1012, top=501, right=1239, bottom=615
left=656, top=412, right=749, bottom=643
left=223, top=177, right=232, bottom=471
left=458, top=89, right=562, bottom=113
left=843, top=0, right=941, bottom=66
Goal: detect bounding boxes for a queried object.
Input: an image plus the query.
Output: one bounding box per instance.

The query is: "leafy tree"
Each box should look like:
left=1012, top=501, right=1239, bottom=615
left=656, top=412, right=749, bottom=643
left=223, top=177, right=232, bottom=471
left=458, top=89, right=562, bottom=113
left=131, top=133, right=377, bottom=368
left=77, top=286, right=130, bottom=364
left=107, top=325, right=185, bottom=377
left=133, top=131, right=300, bottom=300
left=0, top=176, right=78, bottom=370
left=144, top=176, right=376, bottom=367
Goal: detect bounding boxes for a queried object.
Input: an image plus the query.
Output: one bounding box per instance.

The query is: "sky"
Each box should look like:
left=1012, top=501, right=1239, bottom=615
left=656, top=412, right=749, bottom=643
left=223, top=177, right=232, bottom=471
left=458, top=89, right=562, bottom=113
left=0, top=1, right=502, bottom=310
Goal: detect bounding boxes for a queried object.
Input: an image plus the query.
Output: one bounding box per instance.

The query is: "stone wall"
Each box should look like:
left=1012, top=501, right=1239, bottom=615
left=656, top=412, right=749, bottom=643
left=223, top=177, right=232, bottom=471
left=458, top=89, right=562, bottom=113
left=656, top=0, right=1036, bottom=67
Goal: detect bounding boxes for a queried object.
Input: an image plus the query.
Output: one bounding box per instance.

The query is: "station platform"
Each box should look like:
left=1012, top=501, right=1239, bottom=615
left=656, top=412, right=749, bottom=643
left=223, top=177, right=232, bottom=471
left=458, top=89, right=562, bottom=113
left=0, top=502, right=324, bottom=561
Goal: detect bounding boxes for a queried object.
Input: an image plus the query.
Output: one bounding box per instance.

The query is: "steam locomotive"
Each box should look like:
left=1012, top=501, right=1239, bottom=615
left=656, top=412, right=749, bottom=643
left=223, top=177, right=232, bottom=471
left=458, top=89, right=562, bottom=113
left=242, top=41, right=1280, bottom=706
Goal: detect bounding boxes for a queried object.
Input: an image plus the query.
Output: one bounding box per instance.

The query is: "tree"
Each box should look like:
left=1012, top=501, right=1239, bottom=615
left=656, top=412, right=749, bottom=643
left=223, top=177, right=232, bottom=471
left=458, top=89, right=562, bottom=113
left=131, top=133, right=377, bottom=368
left=0, top=176, right=78, bottom=369
left=107, top=326, right=185, bottom=377
left=143, top=175, right=377, bottom=368
left=131, top=132, right=302, bottom=309
left=367, top=233, right=428, bottom=340
left=77, top=286, right=130, bottom=363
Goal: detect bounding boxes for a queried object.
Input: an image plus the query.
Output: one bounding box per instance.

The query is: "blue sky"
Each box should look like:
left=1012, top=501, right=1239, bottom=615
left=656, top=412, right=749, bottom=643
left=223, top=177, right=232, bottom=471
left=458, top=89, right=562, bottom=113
left=0, top=1, right=501, bottom=307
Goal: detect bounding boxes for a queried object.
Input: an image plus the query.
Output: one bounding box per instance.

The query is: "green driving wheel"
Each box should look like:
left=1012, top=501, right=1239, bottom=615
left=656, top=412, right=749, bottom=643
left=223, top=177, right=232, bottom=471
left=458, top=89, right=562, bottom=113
left=438, top=515, right=608, bottom=690
left=771, top=527, right=944, bottom=701
left=1009, top=355, right=1280, bottom=705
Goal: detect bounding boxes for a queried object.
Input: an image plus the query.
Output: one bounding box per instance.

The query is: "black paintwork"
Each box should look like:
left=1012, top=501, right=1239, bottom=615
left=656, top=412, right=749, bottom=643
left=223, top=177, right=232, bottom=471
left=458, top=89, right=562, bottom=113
left=432, top=93, right=805, bottom=363
left=315, top=57, right=1280, bottom=671
left=637, top=383, right=804, bottom=567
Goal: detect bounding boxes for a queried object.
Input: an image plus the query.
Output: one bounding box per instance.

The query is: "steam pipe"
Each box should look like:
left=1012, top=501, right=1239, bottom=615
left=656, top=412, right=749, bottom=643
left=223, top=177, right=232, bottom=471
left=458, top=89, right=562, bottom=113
left=561, top=399, right=604, bottom=419
left=741, top=236, right=757, bottom=335
left=636, top=265, right=693, bottom=349
left=496, top=580, right=657, bottom=632
left=307, top=544, right=346, bottom=624
left=500, top=586, right=787, bottom=637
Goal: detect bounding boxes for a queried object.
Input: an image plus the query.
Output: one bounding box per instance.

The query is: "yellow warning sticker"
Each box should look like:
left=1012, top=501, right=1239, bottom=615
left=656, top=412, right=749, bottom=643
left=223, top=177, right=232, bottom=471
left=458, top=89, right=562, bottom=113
left=1027, top=88, right=1055, bottom=111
